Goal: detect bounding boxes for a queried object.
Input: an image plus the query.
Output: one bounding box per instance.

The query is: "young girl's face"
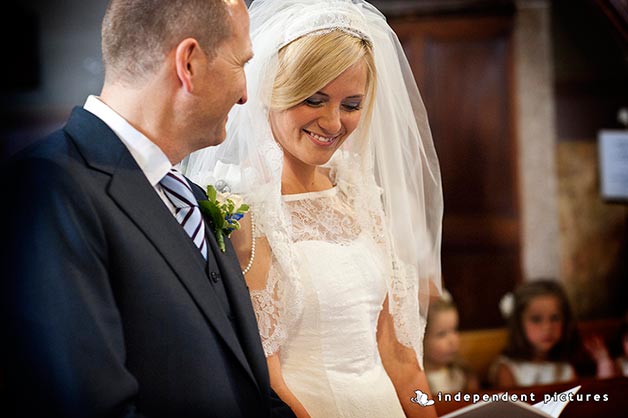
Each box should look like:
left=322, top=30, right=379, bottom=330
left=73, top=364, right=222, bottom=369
left=424, top=308, right=460, bottom=368
left=522, top=295, right=563, bottom=358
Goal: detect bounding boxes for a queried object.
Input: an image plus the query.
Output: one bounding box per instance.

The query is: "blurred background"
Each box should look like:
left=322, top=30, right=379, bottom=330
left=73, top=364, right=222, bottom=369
left=1, top=0, right=626, bottom=331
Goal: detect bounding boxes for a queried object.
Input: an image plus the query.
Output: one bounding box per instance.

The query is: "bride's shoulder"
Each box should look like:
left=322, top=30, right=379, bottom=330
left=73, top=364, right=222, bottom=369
left=230, top=211, right=273, bottom=289
left=230, top=213, right=254, bottom=258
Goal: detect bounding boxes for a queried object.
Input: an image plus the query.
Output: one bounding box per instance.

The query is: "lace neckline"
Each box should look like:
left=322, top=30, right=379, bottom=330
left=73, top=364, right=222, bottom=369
left=282, top=186, right=338, bottom=202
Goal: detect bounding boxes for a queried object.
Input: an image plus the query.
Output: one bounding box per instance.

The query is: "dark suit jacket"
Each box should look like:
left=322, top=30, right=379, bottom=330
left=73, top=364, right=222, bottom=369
left=1, top=108, right=293, bottom=418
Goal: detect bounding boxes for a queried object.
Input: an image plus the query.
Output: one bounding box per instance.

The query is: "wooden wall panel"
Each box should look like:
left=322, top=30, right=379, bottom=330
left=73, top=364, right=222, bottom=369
left=392, top=17, right=520, bottom=329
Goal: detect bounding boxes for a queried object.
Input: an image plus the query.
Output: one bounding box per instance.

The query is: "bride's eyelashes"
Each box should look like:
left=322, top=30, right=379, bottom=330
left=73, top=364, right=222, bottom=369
left=342, top=101, right=363, bottom=112
left=302, top=96, right=363, bottom=112
left=304, top=97, right=325, bottom=107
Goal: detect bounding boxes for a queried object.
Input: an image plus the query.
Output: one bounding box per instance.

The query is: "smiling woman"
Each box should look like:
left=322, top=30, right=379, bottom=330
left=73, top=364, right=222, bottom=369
left=183, top=1, right=443, bottom=417
left=269, top=60, right=368, bottom=192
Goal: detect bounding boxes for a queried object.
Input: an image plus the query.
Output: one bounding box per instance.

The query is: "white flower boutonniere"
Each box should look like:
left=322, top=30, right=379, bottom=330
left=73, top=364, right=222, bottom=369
left=198, top=185, right=249, bottom=253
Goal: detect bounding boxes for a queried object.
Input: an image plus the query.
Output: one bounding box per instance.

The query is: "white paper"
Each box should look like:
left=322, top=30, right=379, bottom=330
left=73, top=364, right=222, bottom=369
left=441, top=400, right=552, bottom=418
left=440, top=386, right=581, bottom=418
left=598, top=130, right=628, bottom=200
left=533, top=385, right=581, bottom=418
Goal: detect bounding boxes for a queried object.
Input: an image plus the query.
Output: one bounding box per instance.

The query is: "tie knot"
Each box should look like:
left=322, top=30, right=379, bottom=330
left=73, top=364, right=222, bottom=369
left=160, top=168, right=197, bottom=209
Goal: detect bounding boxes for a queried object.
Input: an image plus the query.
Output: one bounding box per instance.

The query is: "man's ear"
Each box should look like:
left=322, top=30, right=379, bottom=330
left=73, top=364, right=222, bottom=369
left=175, top=38, right=202, bottom=92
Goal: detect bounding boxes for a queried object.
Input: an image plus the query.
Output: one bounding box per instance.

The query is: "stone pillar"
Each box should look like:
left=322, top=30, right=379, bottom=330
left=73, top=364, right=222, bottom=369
left=514, top=0, right=561, bottom=280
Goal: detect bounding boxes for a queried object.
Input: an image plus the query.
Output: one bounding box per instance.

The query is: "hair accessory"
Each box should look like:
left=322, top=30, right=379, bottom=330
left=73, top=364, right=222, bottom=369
left=499, top=292, right=515, bottom=319
left=278, top=1, right=371, bottom=49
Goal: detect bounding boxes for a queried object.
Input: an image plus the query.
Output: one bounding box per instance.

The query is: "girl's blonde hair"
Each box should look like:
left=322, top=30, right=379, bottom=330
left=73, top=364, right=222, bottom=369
left=426, top=292, right=458, bottom=331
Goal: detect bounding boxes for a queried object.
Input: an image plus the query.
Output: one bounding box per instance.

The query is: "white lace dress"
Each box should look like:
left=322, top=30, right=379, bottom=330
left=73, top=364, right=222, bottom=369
left=251, top=186, right=406, bottom=418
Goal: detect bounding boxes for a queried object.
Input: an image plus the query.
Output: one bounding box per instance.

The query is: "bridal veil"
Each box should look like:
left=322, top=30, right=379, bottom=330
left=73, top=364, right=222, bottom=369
left=183, top=0, right=443, bottom=367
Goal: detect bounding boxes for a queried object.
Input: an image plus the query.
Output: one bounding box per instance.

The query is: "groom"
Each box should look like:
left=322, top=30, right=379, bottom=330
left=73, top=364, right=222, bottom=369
left=1, top=1, right=293, bottom=417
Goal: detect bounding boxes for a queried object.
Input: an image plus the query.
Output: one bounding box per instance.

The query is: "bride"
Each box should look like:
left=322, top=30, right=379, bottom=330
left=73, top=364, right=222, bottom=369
left=184, top=0, right=443, bottom=416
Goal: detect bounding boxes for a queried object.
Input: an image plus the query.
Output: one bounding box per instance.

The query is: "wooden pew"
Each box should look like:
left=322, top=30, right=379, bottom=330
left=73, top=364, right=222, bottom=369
left=456, top=318, right=624, bottom=386
left=457, top=327, right=507, bottom=386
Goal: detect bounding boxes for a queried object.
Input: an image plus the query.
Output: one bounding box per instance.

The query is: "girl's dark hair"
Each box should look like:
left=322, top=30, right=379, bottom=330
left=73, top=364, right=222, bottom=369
left=502, top=279, right=578, bottom=361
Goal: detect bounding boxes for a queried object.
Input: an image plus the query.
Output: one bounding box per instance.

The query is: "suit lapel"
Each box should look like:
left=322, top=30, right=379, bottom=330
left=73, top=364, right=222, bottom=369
left=64, top=108, right=258, bottom=387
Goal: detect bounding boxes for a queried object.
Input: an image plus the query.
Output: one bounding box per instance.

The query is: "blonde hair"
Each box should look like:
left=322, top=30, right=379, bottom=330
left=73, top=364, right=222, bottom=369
left=271, top=30, right=376, bottom=120
left=426, top=293, right=458, bottom=332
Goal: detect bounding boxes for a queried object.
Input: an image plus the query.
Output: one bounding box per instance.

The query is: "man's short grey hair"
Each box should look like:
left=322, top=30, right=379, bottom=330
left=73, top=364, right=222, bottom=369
left=102, top=0, right=231, bottom=83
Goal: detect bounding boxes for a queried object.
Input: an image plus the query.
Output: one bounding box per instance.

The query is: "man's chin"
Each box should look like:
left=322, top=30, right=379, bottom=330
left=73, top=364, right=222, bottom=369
left=204, top=130, right=228, bottom=148
left=213, top=134, right=227, bottom=146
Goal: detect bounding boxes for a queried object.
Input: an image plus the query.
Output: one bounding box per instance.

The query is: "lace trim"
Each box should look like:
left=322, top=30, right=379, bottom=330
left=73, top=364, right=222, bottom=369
left=389, top=260, right=426, bottom=362
left=284, top=188, right=363, bottom=244
left=249, top=263, right=286, bottom=356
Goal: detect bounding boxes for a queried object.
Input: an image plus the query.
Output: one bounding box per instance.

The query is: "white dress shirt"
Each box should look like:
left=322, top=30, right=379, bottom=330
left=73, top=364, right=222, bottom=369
left=83, top=95, right=177, bottom=215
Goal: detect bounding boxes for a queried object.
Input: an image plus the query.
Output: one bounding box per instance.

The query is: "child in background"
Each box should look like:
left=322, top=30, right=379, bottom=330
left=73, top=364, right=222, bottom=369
left=615, top=316, right=628, bottom=376
left=490, top=279, right=614, bottom=388
left=424, top=290, right=479, bottom=393
left=585, top=309, right=628, bottom=378
left=490, top=280, right=578, bottom=388
left=582, top=332, right=619, bottom=379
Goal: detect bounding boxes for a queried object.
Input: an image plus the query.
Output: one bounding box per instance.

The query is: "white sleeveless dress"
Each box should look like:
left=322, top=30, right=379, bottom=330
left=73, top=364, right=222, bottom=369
left=252, top=186, right=406, bottom=418
left=490, top=355, right=575, bottom=387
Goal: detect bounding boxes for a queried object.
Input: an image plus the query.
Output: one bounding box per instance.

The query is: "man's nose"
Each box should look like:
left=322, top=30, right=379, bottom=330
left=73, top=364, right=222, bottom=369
left=237, top=79, right=248, bottom=105
left=237, top=92, right=247, bottom=105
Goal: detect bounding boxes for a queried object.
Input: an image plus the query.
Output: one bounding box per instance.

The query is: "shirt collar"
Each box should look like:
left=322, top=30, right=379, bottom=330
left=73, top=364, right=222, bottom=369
left=83, top=95, right=171, bottom=186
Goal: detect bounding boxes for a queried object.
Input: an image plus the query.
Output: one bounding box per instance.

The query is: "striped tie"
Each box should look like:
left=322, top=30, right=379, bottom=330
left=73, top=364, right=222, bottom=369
left=160, top=168, right=208, bottom=260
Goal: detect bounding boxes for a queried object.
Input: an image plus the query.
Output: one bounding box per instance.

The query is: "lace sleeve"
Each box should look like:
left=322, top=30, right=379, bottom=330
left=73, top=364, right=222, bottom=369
left=231, top=208, right=289, bottom=357
left=249, top=262, right=287, bottom=356
left=388, top=260, right=428, bottom=368
left=243, top=205, right=304, bottom=357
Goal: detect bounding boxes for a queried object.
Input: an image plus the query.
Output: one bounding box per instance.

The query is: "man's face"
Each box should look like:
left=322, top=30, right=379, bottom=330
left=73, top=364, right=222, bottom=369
left=196, top=0, right=253, bottom=147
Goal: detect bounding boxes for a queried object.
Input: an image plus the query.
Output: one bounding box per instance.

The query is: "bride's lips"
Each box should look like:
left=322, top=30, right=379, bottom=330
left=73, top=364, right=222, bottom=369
left=303, top=129, right=341, bottom=147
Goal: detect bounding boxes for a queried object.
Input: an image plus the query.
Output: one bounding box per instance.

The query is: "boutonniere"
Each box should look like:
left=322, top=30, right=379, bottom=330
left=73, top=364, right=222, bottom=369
left=198, top=185, right=249, bottom=252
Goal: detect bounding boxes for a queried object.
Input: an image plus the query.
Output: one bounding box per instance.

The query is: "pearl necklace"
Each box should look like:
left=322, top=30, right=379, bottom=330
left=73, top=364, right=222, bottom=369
left=242, top=211, right=256, bottom=275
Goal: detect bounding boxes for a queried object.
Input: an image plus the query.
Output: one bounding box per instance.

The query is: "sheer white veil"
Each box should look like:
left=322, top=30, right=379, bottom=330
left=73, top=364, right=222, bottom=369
left=183, top=0, right=442, bottom=366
